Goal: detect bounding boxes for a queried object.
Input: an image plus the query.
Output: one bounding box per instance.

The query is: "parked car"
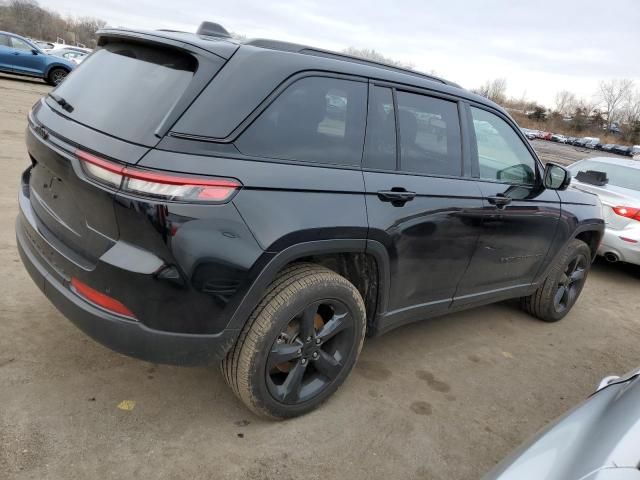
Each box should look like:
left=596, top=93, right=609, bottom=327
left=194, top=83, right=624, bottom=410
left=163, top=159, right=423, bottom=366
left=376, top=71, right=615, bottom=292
left=0, top=30, right=75, bottom=85
left=16, top=22, right=604, bottom=419
left=631, top=145, right=640, bottom=159
left=520, top=128, right=538, bottom=140
left=540, top=131, right=553, bottom=140
left=551, top=133, right=568, bottom=143
left=566, top=136, right=577, bottom=145
left=612, top=145, right=632, bottom=156
left=48, top=47, right=91, bottom=65
left=567, top=157, right=640, bottom=266
left=585, top=137, right=601, bottom=149
left=483, top=368, right=640, bottom=480
left=601, top=143, right=616, bottom=152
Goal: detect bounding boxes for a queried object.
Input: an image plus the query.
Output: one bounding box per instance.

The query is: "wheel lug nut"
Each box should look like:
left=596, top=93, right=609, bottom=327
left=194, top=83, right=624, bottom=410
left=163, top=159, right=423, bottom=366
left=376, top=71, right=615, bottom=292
left=301, top=358, right=308, bottom=365
left=297, top=349, right=302, bottom=355
left=315, top=338, right=321, bottom=345
left=306, top=336, right=312, bottom=343
left=312, top=352, right=319, bottom=359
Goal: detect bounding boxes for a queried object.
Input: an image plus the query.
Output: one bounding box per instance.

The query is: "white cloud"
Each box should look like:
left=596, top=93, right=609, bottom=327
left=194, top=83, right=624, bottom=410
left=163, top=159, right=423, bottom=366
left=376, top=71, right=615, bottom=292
left=40, top=0, right=640, bottom=107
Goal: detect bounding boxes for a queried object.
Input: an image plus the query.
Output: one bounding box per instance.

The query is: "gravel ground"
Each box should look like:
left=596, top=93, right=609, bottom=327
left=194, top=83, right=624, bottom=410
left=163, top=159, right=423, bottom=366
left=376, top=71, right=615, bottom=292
left=1, top=74, right=639, bottom=480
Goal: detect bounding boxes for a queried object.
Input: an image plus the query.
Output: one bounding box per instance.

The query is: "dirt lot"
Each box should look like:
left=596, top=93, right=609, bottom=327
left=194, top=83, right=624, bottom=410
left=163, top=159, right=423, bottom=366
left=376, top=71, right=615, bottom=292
left=1, top=74, right=639, bottom=480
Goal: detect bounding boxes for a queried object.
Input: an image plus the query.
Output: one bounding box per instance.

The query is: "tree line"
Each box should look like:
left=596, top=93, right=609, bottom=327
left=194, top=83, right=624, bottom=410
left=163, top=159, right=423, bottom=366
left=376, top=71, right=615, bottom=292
left=0, top=0, right=105, bottom=48
left=473, top=78, right=640, bottom=144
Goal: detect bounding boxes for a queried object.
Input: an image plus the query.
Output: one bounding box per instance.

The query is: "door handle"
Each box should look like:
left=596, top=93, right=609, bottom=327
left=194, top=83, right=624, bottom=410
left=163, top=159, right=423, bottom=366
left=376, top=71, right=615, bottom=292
left=377, top=189, right=416, bottom=206
left=487, top=194, right=512, bottom=208
left=13, top=52, right=21, bottom=55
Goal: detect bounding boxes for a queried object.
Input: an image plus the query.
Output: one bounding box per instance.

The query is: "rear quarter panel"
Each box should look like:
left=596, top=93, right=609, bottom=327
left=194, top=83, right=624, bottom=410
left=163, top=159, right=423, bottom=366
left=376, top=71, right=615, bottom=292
left=138, top=150, right=369, bottom=252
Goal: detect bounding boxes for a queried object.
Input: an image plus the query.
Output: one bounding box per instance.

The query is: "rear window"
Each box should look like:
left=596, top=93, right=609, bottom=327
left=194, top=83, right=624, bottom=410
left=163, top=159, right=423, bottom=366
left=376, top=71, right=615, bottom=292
left=569, top=160, right=640, bottom=192
left=236, top=76, right=367, bottom=166
left=47, top=41, right=197, bottom=146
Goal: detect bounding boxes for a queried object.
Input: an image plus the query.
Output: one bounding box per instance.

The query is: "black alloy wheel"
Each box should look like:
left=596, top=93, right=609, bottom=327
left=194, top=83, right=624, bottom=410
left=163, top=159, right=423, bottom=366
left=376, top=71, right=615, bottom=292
left=553, top=254, right=588, bottom=314
left=266, top=299, right=355, bottom=404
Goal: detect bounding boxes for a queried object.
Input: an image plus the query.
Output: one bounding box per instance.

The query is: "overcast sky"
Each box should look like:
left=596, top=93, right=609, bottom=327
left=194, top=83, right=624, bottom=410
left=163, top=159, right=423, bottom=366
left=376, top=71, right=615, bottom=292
left=42, top=0, right=640, bottom=107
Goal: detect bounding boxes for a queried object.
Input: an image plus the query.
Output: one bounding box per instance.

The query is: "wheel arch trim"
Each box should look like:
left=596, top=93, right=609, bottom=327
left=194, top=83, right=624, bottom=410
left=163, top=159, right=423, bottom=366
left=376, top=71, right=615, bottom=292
left=226, top=239, right=391, bottom=331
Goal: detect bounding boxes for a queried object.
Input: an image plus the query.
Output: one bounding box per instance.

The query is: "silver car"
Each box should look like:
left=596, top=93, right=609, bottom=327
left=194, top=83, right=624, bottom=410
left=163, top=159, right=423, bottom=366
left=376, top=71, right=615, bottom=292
left=483, top=369, right=640, bottom=480
left=566, top=157, right=640, bottom=266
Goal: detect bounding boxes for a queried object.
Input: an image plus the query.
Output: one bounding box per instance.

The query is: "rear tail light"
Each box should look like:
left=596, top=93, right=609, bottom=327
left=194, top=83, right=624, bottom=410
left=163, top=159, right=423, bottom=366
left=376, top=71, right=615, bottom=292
left=76, top=149, right=241, bottom=203
left=71, top=277, right=137, bottom=319
left=612, top=206, right=640, bottom=221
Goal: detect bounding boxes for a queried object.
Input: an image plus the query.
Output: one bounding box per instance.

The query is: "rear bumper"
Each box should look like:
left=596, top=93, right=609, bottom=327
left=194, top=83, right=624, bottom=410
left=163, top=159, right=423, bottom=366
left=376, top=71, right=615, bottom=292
left=16, top=213, right=239, bottom=366
left=597, top=224, right=640, bottom=266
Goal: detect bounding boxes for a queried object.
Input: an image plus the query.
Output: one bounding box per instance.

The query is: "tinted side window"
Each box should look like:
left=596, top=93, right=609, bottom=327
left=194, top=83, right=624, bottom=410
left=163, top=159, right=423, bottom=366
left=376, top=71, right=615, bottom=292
left=236, top=77, right=367, bottom=166
left=0, top=34, right=11, bottom=47
left=471, top=107, right=537, bottom=185
left=11, top=37, right=32, bottom=51
left=363, top=86, right=396, bottom=170
left=397, top=91, right=461, bottom=176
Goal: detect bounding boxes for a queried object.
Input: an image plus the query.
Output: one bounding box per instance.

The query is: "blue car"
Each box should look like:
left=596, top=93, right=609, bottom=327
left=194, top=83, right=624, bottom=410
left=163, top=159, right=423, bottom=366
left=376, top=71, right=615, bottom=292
left=0, top=31, right=76, bottom=85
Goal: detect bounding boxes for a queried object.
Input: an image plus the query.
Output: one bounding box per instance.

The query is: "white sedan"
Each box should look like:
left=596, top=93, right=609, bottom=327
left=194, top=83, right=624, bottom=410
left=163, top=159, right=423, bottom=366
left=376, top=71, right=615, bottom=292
left=567, top=157, right=640, bottom=266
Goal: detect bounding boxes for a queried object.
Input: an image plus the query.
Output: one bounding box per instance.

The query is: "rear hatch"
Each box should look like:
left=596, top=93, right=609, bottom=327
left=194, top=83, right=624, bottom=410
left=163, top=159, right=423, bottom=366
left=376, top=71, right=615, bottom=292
left=26, top=34, right=229, bottom=262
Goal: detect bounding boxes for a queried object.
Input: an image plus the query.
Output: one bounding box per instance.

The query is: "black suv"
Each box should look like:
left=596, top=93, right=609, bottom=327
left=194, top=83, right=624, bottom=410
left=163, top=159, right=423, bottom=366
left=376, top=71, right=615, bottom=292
left=16, top=23, right=604, bottom=419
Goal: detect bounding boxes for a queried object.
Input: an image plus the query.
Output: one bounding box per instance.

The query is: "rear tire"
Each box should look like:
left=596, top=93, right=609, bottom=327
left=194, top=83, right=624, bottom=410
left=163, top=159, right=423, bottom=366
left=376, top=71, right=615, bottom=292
left=522, top=239, right=591, bottom=322
left=47, top=68, right=68, bottom=86
left=221, top=263, right=366, bottom=419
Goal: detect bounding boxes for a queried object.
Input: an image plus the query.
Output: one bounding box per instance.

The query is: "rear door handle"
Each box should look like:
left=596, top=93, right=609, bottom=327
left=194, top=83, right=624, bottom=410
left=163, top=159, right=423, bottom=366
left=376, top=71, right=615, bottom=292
left=487, top=195, right=512, bottom=208
left=377, top=189, right=416, bottom=206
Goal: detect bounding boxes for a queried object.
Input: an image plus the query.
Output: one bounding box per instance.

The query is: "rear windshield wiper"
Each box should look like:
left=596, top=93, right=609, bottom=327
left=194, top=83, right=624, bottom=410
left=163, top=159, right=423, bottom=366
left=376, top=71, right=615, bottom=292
left=48, top=93, right=74, bottom=113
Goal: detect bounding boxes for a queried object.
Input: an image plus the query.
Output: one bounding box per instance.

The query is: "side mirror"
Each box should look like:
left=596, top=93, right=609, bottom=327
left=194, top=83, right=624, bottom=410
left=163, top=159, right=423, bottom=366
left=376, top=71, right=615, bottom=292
left=543, top=163, right=571, bottom=190
left=31, top=49, right=39, bottom=55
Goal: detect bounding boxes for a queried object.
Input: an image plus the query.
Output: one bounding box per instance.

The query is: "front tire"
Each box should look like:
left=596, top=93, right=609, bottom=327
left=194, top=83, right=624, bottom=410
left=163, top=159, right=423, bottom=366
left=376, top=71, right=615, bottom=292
left=222, top=263, right=366, bottom=419
left=47, top=68, right=68, bottom=86
left=522, top=239, right=591, bottom=322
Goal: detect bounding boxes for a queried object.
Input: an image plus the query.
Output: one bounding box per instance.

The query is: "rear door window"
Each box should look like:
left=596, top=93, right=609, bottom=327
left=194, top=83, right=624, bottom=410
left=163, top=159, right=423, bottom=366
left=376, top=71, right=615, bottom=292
left=396, top=91, right=462, bottom=176
left=236, top=76, right=367, bottom=166
left=46, top=41, right=199, bottom=146
left=0, top=34, right=11, bottom=47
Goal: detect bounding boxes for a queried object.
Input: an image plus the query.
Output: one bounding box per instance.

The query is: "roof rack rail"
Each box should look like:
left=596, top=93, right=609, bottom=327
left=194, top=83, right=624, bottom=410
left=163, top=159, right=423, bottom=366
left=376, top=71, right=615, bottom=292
left=302, top=48, right=455, bottom=86
left=242, top=39, right=457, bottom=87
left=243, top=38, right=308, bottom=52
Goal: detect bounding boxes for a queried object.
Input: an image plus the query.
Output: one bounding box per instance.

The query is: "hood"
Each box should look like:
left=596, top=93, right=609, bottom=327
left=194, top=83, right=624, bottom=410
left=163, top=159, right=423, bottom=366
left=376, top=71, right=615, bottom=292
left=483, top=375, right=640, bottom=480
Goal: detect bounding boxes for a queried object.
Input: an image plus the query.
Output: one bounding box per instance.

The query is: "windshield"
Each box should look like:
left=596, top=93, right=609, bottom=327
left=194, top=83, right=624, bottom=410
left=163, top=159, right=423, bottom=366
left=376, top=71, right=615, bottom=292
left=47, top=41, right=197, bottom=146
left=570, top=160, right=640, bottom=192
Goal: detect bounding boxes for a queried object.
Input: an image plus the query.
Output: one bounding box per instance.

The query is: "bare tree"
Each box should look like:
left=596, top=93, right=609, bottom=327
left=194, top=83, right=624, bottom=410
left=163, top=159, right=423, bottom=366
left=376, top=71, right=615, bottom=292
left=619, top=90, right=640, bottom=142
left=473, top=78, right=507, bottom=105
left=0, top=0, right=104, bottom=47
left=598, top=79, right=635, bottom=131
left=554, top=90, right=577, bottom=116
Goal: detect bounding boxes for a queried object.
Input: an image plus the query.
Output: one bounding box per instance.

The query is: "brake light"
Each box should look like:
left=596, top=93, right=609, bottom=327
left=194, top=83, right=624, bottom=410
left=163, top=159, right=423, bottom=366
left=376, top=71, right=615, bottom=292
left=76, top=149, right=241, bottom=203
left=71, top=277, right=137, bottom=319
left=612, top=206, right=640, bottom=221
